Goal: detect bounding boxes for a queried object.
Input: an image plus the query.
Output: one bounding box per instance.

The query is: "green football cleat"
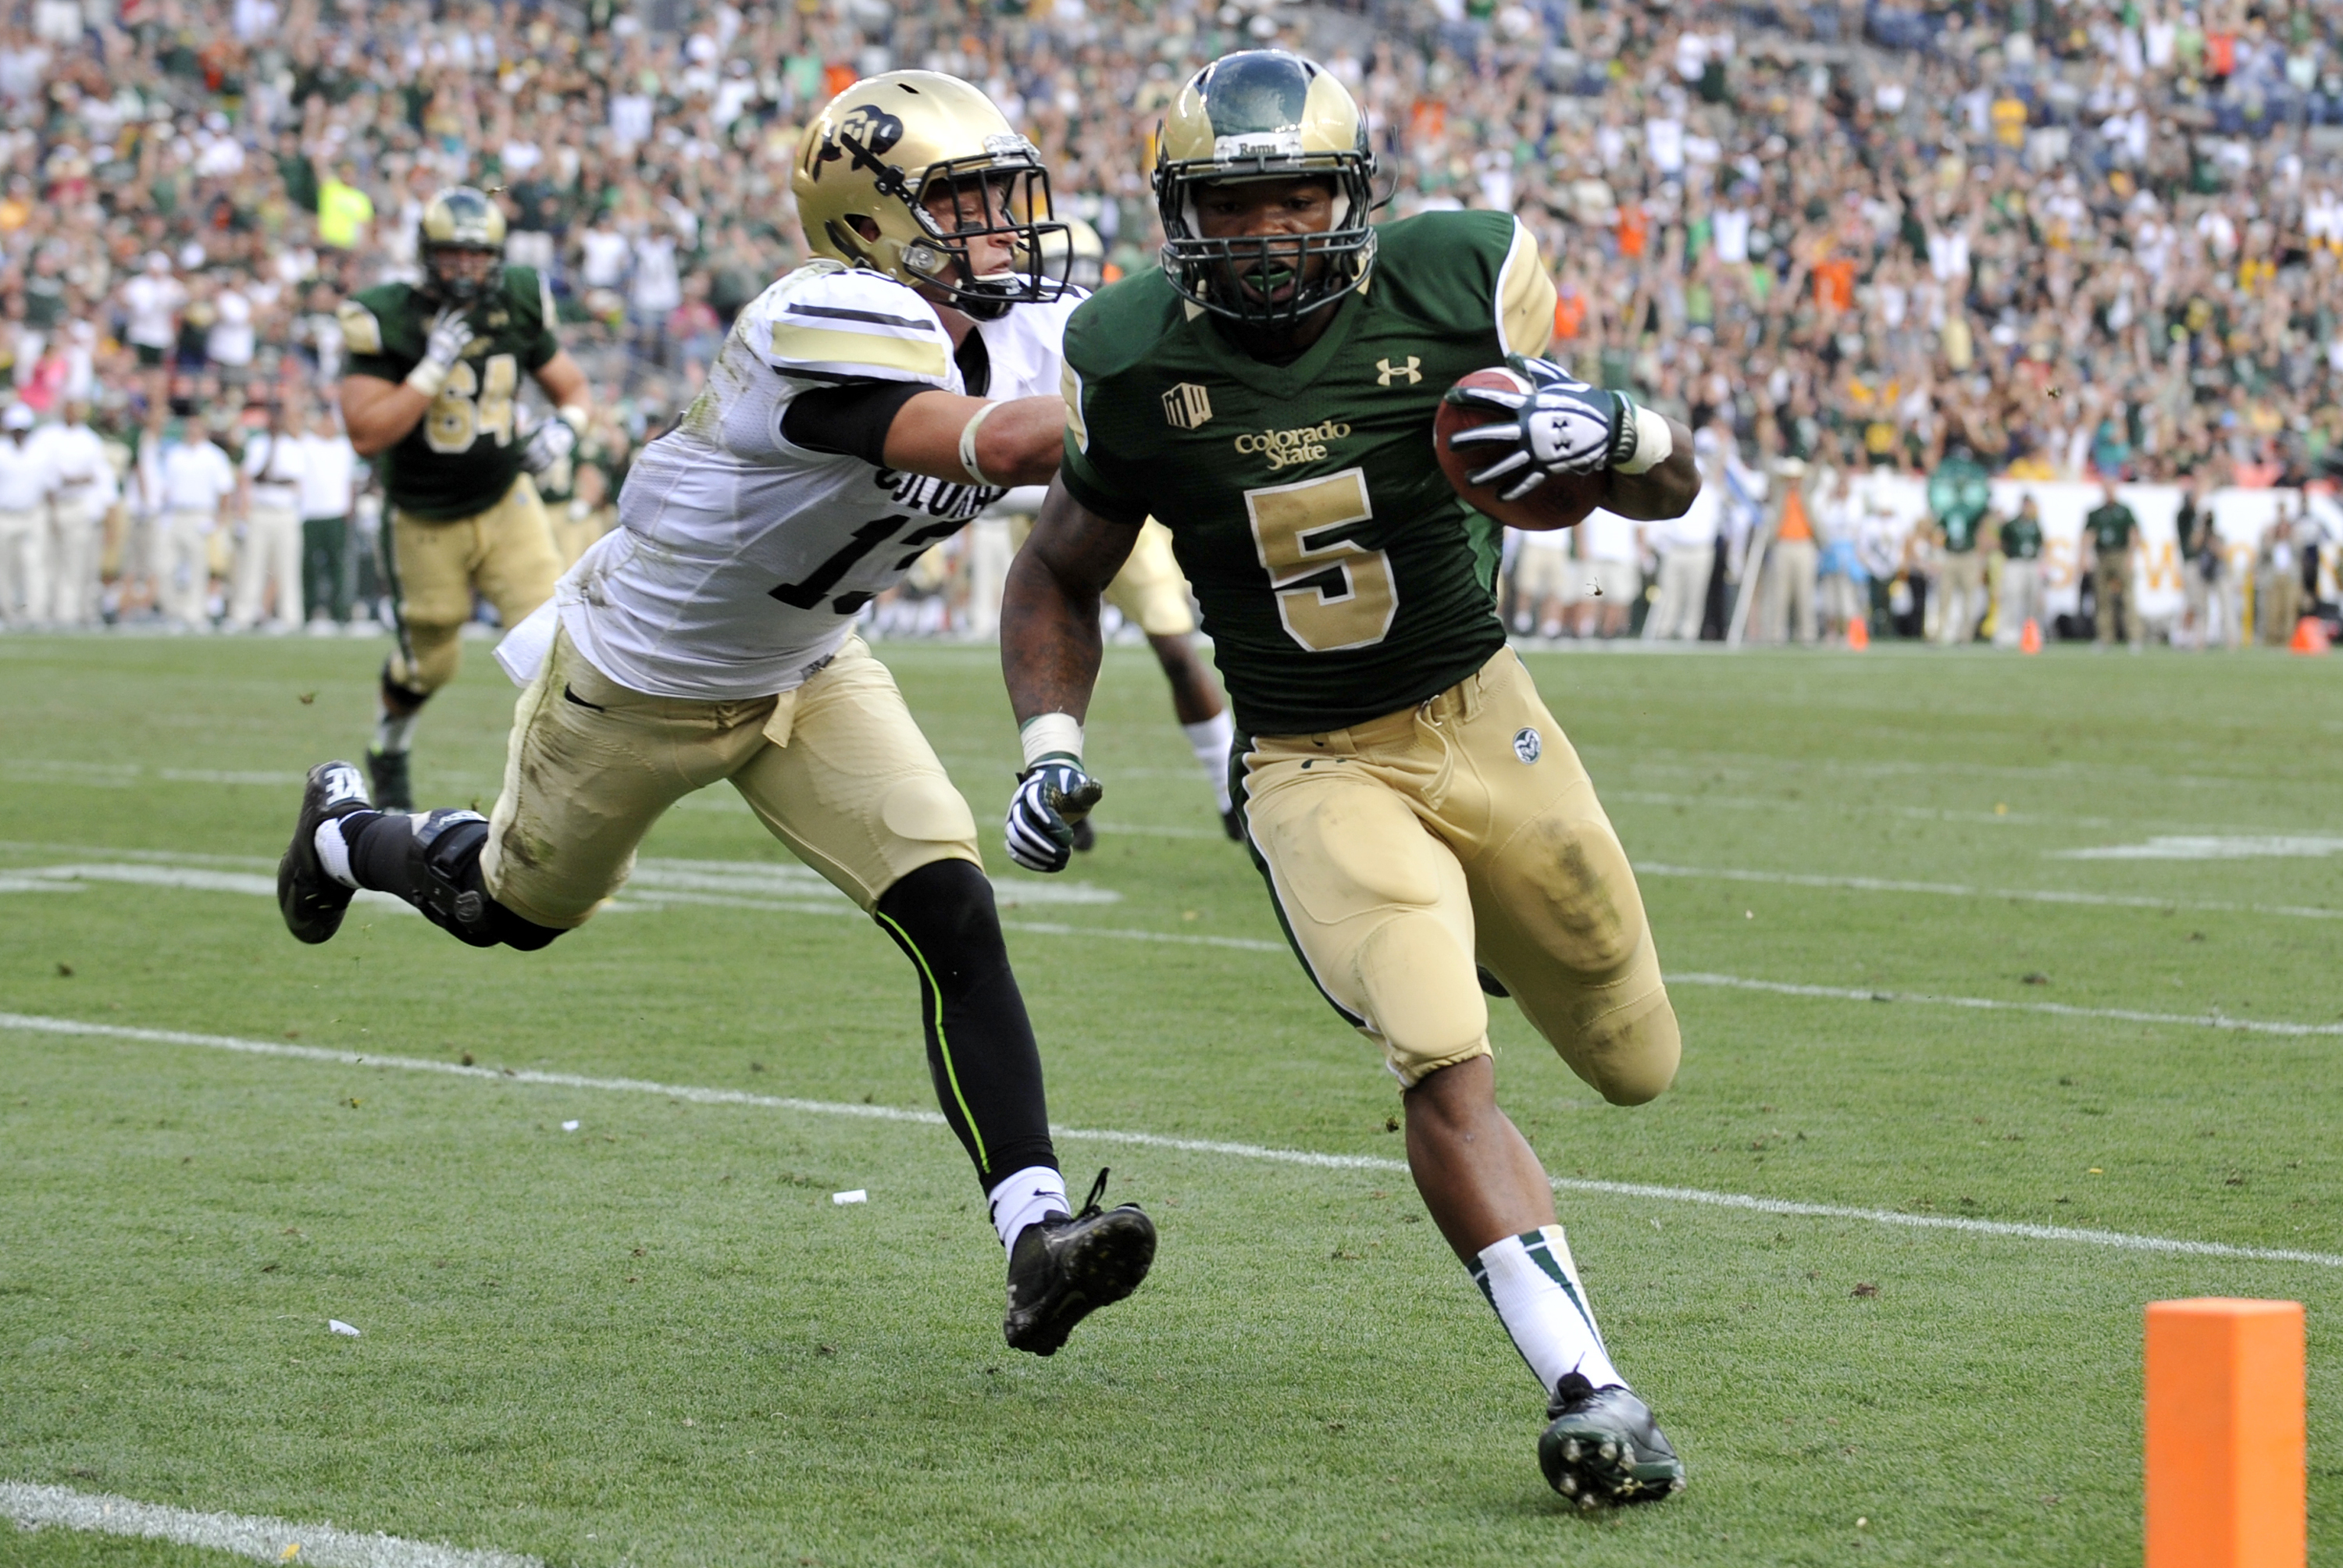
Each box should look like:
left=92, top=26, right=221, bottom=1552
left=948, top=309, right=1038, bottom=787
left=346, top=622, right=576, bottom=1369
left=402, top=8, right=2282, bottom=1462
left=1538, top=1372, right=1687, bottom=1508
left=1003, top=1168, right=1155, bottom=1356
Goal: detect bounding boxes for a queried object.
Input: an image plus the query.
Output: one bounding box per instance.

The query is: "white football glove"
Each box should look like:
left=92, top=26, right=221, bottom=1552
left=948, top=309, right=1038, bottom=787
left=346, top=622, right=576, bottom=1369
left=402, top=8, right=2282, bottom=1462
left=1444, top=356, right=1635, bottom=501
left=1004, top=759, right=1104, bottom=874
left=520, top=411, right=578, bottom=474
left=404, top=306, right=476, bottom=398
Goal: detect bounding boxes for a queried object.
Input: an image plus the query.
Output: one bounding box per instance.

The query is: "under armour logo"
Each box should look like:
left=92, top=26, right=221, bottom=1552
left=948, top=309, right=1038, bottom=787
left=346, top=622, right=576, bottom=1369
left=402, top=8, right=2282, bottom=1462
left=1376, top=356, right=1422, bottom=387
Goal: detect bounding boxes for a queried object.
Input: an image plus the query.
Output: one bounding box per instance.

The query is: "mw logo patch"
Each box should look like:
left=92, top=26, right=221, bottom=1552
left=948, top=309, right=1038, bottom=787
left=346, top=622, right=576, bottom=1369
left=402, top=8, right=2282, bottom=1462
left=1162, top=383, right=1214, bottom=429
left=1513, top=727, right=1542, bottom=764
left=1375, top=356, right=1422, bottom=386
left=1235, top=419, right=1350, bottom=471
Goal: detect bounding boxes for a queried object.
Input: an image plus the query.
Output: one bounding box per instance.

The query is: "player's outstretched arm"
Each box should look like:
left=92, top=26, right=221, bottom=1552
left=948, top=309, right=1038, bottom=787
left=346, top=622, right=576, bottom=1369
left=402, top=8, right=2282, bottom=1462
left=1001, top=478, right=1139, bottom=725
left=885, top=392, right=1067, bottom=490
left=997, top=479, right=1140, bottom=872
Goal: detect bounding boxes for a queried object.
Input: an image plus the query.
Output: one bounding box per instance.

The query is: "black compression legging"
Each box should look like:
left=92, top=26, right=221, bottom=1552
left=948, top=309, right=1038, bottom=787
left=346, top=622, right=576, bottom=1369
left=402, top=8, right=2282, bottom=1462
left=872, top=858, right=1058, bottom=1191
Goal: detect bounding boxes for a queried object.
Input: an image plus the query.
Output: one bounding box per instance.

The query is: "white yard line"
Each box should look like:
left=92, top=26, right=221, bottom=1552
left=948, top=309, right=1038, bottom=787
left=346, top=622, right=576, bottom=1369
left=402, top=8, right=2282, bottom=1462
left=1632, top=861, right=2343, bottom=921
left=1665, top=971, right=2343, bottom=1039
left=5, top=1011, right=2335, bottom=1270
left=1, top=1480, right=539, bottom=1568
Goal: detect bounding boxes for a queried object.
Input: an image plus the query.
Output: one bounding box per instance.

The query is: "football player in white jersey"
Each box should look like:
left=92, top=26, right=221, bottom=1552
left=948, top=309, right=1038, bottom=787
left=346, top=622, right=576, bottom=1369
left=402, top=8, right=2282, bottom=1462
left=274, top=74, right=1154, bottom=1357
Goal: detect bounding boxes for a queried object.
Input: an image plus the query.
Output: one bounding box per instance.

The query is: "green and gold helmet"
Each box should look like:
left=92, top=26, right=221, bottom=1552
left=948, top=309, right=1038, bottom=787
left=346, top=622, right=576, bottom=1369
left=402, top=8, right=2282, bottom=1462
left=793, top=72, right=1069, bottom=319
left=418, top=187, right=507, bottom=305
left=1153, top=51, right=1378, bottom=326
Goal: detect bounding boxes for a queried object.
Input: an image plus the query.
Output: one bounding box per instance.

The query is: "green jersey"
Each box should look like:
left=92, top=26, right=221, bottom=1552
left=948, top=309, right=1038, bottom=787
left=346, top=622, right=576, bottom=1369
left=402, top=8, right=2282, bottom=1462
left=2085, top=501, right=2138, bottom=554
left=1061, top=212, right=1556, bottom=737
left=339, top=268, right=561, bottom=522
left=1927, top=454, right=1990, bottom=551
left=2000, top=513, right=2043, bottom=560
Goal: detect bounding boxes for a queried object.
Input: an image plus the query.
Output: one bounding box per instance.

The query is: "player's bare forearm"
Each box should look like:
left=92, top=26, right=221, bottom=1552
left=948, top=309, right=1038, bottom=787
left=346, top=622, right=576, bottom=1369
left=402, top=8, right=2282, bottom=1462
left=885, top=392, right=1066, bottom=489
left=339, top=374, right=430, bottom=458
left=1603, top=416, right=1699, bottom=521
left=533, top=351, right=590, bottom=413
left=1000, top=479, right=1139, bottom=725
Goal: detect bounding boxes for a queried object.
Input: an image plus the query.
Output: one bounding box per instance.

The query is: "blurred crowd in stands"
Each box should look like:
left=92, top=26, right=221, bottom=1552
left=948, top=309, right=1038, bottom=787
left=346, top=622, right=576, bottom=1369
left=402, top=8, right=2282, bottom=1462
left=0, top=0, right=2335, bottom=647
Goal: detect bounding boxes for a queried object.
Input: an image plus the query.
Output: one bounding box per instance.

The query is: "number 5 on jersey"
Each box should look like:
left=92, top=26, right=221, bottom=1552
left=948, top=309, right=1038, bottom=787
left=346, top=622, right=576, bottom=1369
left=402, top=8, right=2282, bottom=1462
left=1245, top=467, right=1396, bottom=653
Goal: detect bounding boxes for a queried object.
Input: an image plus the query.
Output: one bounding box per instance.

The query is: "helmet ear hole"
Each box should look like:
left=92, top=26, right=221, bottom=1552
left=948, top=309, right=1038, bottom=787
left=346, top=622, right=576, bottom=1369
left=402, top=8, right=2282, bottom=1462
left=847, top=215, right=883, bottom=243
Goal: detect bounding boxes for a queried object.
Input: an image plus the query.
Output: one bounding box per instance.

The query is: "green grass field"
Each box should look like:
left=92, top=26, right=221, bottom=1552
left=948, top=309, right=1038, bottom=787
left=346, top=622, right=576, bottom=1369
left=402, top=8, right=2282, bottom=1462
left=2, top=632, right=2336, bottom=1567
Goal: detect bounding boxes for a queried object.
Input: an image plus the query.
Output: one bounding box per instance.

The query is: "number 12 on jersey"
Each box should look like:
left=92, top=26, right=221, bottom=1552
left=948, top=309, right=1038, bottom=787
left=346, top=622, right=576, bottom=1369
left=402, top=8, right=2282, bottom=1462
left=1245, top=467, right=1396, bottom=653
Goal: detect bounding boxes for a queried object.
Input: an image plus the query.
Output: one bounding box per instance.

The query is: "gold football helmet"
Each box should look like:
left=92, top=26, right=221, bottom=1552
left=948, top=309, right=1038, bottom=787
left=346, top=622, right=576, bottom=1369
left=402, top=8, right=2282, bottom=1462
left=1154, top=52, right=1378, bottom=325
left=793, top=72, right=1068, bottom=319
left=419, top=187, right=508, bottom=305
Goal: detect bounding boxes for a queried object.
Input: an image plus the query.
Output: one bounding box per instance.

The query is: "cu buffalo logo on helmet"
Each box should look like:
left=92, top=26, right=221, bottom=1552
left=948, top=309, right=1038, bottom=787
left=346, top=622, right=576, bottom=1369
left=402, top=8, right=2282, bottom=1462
left=813, top=105, right=906, bottom=183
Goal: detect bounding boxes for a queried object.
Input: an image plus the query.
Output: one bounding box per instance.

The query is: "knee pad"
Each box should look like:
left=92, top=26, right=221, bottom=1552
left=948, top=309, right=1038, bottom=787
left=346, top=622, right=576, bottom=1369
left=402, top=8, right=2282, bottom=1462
left=873, top=858, right=1008, bottom=992
left=388, top=624, right=463, bottom=694
left=378, top=667, right=431, bottom=715
left=406, top=809, right=563, bottom=952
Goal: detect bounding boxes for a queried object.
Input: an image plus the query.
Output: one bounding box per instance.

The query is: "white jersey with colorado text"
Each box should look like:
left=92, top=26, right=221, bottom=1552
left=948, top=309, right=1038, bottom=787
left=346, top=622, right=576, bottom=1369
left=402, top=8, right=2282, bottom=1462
left=558, top=261, right=1078, bottom=700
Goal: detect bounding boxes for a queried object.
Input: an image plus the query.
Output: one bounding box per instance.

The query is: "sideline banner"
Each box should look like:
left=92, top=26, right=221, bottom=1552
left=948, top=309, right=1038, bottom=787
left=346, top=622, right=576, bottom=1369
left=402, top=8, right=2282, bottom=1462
left=1841, top=476, right=2323, bottom=622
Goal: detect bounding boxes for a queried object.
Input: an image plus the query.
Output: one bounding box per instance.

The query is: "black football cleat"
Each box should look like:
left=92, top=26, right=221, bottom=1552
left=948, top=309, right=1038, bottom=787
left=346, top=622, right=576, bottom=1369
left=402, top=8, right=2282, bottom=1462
left=1003, top=1167, right=1155, bottom=1356
left=366, top=747, right=412, bottom=811
left=1539, top=1372, right=1687, bottom=1508
left=279, top=761, right=373, bottom=945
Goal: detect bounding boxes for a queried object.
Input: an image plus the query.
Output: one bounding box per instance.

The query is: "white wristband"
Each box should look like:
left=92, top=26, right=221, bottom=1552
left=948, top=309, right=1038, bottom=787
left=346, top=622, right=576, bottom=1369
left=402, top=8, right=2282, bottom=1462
left=959, top=401, right=1002, bottom=487
left=1019, top=712, right=1083, bottom=770
left=557, top=403, right=590, bottom=435
left=1613, top=404, right=1674, bottom=476
left=405, top=361, right=451, bottom=399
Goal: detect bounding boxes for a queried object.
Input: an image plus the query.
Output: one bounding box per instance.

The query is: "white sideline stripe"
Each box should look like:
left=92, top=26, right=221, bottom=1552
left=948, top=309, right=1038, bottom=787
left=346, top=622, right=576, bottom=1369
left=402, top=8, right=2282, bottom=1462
left=2056, top=834, right=2343, bottom=861
left=1632, top=861, right=2343, bottom=922
left=5, top=1011, right=2338, bottom=1272
left=1, top=1479, right=540, bottom=1568
left=1667, top=971, right=2343, bottom=1039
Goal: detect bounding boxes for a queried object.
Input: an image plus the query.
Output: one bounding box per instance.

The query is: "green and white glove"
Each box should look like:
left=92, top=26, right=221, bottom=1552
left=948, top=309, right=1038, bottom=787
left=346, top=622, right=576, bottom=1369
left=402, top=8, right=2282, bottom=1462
left=404, top=307, right=475, bottom=399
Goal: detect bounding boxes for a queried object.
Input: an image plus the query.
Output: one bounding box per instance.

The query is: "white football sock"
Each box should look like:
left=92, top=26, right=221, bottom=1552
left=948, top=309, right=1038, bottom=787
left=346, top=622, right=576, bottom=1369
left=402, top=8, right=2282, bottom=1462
left=373, top=708, right=418, bottom=754
left=986, top=1164, right=1070, bottom=1254
left=1471, top=1225, right=1623, bottom=1396
left=313, top=819, right=358, bottom=889
left=1182, top=710, right=1236, bottom=813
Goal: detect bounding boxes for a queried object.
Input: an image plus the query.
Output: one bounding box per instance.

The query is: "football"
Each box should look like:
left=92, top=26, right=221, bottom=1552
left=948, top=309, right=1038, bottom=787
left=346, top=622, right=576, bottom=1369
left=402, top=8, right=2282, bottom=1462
left=1432, top=367, right=1611, bottom=532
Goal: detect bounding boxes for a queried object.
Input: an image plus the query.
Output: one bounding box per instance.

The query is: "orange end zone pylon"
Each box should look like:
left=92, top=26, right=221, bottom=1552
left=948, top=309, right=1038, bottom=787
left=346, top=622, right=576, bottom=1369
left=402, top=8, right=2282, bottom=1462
left=1845, top=616, right=1870, bottom=650
left=2145, top=1298, right=2305, bottom=1568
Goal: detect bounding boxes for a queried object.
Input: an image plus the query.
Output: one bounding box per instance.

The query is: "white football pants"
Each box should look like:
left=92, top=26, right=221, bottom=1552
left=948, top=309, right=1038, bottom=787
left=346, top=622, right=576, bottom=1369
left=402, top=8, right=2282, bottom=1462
left=47, top=494, right=102, bottom=626
left=230, top=502, right=303, bottom=629
left=160, top=509, right=216, bottom=628
left=0, top=505, right=45, bottom=626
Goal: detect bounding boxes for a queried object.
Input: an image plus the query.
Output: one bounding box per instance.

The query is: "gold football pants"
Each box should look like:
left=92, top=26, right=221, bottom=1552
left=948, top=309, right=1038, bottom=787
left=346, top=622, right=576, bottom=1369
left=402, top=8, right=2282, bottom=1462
left=480, top=629, right=984, bottom=929
left=384, top=474, right=562, bottom=695
left=1235, top=648, right=1678, bottom=1103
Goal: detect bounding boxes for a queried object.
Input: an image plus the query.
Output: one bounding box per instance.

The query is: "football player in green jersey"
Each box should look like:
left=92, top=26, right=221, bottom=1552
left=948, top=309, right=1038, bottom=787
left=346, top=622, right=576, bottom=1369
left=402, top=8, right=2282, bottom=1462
left=998, top=51, right=1700, bottom=1506
left=336, top=187, right=594, bottom=807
